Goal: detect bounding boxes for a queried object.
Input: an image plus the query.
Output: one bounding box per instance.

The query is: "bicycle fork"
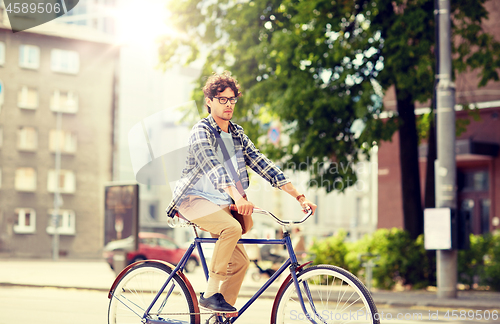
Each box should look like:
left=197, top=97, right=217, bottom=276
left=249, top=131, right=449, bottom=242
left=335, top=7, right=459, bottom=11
left=285, top=236, right=327, bottom=324
left=289, top=269, right=328, bottom=324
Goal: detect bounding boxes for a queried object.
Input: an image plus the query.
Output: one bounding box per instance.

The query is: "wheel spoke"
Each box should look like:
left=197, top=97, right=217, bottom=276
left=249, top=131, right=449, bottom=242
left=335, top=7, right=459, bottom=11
left=108, top=263, right=196, bottom=324
left=339, top=296, right=361, bottom=313
left=340, top=291, right=357, bottom=312
left=274, top=265, right=379, bottom=324
left=112, top=292, right=144, bottom=319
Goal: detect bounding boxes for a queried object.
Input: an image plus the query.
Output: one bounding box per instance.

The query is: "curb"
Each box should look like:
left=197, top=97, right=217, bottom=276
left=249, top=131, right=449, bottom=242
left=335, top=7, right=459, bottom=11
left=0, top=282, right=110, bottom=293
left=2, top=282, right=499, bottom=310
left=371, top=299, right=500, bottom=311
left=0, top=282, right=277, bottom=299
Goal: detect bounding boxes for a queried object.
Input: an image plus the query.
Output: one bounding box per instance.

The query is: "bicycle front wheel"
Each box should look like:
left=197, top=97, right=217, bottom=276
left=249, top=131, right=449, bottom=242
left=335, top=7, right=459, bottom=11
left=273, top=265, right=379, bottom=324
left=108, top=263, right=196, bottom=324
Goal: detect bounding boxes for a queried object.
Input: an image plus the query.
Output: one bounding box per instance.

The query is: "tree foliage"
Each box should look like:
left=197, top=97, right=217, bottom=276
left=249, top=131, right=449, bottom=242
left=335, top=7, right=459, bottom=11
left=159, top=0, right=398, bottom=193
left=159, top=0, right=500, bottom=235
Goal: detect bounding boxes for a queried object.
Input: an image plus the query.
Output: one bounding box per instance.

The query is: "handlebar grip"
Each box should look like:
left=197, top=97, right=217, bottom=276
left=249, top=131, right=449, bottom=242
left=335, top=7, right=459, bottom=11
left=230, top=205, right=313, bottom=225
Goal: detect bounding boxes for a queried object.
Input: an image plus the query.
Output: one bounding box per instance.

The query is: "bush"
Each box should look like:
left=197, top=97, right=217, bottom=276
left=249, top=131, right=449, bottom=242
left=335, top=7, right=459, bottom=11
left=344, top=233, right=372, bottom=276
left=458, top=234, right=493, bottom=288
left=365, top=229, right=432, bottom=289
left=311, top=228, right=434, bottom=290
left=310, top=229, right=500, bottom=291
left=456, top=232, right=500, bottom=291
left=310, top=229, right=350, bottom=270
left=482, top=232, right=500, bottom=291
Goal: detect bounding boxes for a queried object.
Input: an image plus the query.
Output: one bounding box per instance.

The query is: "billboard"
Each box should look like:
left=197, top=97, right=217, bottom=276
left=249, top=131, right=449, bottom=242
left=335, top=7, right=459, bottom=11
left=104, top=183, right=139, bottom=250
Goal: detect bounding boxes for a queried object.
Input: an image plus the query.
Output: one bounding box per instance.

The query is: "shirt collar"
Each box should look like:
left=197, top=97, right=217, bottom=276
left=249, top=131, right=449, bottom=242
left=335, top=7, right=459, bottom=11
left=206, top=114, right=238, bottom=134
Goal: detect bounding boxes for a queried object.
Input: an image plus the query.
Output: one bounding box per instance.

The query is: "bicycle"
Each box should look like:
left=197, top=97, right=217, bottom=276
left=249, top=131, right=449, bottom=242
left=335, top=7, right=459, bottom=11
left=107, top=207, right=380, bottom=324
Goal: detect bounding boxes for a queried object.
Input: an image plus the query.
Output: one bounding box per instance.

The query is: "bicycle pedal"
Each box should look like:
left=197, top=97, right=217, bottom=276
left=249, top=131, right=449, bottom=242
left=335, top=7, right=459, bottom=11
left=205, top=314, right=221, bottom=324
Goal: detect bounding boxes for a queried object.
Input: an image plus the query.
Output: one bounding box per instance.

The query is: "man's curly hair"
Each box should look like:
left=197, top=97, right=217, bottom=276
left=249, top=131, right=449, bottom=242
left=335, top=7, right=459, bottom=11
left=202, top=71, right=241, bottom=113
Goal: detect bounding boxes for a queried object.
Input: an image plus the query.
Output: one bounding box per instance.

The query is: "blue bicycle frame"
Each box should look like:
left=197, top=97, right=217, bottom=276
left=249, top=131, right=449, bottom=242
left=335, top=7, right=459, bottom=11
left=143, top=234, right=320, bottom=324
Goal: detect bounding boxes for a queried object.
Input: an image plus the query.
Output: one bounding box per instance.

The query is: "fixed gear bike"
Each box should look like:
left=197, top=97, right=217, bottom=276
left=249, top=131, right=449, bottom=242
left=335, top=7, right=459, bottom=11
left=107, top=207, right=380, bottom=324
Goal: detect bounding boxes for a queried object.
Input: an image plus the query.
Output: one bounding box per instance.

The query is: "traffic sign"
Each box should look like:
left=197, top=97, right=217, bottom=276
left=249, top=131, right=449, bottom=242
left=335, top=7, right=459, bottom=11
left=268, top=127, right=280, bottom=145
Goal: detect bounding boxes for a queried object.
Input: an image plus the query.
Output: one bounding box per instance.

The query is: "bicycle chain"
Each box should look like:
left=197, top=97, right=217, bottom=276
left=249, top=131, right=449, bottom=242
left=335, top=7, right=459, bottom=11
left=154, top=312, right=215, bottom=315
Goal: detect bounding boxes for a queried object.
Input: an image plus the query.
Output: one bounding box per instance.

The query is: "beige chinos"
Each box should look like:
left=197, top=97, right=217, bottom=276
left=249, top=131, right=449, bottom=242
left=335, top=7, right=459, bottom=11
left=178, top=195, right=250, bottom=306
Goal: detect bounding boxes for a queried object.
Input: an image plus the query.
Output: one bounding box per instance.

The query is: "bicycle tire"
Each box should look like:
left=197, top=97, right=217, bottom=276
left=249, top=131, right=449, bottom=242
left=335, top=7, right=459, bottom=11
left=108, top=263, right=196, bottom=324
left=272, top=265, right=380, bottom=324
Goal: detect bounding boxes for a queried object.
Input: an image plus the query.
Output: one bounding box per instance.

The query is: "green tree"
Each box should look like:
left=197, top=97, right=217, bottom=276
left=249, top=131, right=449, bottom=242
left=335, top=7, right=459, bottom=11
left=159, top=0, right=500, bottom=238
left=160, top=0, right=398, bottom=193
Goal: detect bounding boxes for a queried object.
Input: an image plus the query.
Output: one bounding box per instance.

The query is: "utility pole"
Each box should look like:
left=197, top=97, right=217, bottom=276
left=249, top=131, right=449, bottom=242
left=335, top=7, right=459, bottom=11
left=52, top=110, right=62, bottom=261
left=436, top=0, right=457, bottom=298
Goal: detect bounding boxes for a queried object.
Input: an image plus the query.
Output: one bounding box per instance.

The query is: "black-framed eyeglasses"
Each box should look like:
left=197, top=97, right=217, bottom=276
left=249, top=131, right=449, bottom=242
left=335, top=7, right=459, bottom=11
left=213, top=96, right=238, bottom=104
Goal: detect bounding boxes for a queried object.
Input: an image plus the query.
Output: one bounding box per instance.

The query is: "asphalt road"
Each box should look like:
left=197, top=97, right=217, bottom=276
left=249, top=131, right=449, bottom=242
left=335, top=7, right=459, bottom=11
left=0, top=286, right=271, bottom=324
left=1, top=285, right=498, bottom=324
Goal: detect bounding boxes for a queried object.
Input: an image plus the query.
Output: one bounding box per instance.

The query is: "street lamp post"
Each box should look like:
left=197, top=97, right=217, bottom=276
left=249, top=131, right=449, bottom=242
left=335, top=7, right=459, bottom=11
left=436, top=0, right=457, bottom=298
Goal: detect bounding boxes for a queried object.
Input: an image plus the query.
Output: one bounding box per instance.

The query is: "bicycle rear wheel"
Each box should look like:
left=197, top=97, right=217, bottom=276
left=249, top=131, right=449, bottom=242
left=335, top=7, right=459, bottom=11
left=108, top=263, right=196, bottom=324
left=273, top=265, right=379, bottom=324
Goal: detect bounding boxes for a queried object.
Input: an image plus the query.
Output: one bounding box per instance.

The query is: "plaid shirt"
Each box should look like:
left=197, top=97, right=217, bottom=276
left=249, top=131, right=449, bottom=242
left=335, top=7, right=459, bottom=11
left=166, top=115, right=289, bottom=218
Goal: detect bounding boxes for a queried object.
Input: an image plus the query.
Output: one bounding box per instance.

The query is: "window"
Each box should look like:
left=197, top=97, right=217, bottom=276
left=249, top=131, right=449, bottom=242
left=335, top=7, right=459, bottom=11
left=458, top=170, right=489, bottom=192
left=15, top=167, right=36, bottom=191
left=17, top=126, right=37, bottom=151
left=19, top=45, right=40, bottom=69
left=47, top=169, right=76, bottom=193
left=49, top=129, right=77, bottom=153
left=50, top=90, right=78, bottom=113
left=481, top=199, right=491, bottom=234
left=158, top=238, right=177, bottom=249
left=17, top=86, right=38, bottom=109
left=46, top=209, right=76, bottom=235
left=51, top=49, right=79, bottom=74
left=13, top=208, right=36, bottom=234
left=0, top=41, right=5, bottom=66
left=140, top=237, right=156, bottom=245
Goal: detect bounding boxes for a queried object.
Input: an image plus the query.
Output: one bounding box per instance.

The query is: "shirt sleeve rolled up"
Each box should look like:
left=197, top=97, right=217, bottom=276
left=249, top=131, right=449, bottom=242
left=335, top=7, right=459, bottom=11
left=240, top=132, right=290, bottom=188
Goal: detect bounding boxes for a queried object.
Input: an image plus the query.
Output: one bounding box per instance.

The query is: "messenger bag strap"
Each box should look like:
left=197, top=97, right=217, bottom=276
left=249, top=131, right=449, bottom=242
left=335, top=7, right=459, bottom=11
left=204, top=121, right=246, bottom=198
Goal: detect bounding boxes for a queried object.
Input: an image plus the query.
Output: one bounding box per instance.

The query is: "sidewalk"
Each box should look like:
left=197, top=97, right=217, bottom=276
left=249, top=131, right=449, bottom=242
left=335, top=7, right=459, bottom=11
left=1, top=259, right=499, bottom=310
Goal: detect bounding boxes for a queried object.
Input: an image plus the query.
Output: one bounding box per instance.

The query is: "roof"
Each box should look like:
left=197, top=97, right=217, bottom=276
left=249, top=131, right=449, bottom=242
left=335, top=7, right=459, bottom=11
left=0, top=19, right=118, bottom=45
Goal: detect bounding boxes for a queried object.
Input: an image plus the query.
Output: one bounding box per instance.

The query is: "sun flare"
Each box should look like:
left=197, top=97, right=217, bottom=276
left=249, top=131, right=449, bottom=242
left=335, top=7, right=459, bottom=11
left=113, top=0, right=177, bottom=46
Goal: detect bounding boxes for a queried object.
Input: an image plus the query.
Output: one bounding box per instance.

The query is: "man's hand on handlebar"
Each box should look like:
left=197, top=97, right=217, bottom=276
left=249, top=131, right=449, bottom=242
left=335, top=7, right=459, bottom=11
left=228, top=203, right=314, bottom=225
left=300, top=198, right=317, bottom=215
left=236, top=197, right=255, bottom=216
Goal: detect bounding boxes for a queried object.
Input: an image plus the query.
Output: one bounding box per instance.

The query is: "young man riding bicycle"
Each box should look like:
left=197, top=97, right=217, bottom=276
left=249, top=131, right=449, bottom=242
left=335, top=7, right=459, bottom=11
left=166, top=71, right=317, bottom=312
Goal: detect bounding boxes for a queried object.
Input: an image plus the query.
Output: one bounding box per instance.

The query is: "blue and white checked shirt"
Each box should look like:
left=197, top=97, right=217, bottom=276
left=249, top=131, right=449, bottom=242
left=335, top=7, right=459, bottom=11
left=166, top=115, right=290, bottom=218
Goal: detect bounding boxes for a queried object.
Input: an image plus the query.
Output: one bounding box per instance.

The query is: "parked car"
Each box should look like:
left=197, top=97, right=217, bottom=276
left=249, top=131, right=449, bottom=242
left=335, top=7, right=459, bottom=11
left=103, top=232, right=199, bottom=273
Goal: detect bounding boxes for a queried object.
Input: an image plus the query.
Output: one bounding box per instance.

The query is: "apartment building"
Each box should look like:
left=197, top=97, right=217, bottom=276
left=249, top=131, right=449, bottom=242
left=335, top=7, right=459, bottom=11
left=0, top=22, right=118, bottom=258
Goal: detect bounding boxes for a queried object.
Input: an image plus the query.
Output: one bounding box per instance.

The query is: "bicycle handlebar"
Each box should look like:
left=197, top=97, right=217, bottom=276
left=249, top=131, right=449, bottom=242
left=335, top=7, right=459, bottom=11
left=168, top=205, right=314, bottom=228
left=229, top=204, right=313, bottom=226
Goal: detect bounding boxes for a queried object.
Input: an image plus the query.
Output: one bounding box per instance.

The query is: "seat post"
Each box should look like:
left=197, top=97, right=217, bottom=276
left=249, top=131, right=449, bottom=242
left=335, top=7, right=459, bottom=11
left=192, top=225, right=200, bottom=238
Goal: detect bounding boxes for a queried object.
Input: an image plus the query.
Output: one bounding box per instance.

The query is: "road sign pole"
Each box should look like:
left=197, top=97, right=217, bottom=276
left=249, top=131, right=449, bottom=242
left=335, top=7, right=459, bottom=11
left=435, top=0, right=457, bottom=298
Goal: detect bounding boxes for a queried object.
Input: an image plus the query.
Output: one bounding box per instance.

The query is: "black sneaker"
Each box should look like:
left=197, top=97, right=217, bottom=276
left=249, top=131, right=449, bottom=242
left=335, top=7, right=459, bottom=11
left=199, top=293, right=237, bottom=312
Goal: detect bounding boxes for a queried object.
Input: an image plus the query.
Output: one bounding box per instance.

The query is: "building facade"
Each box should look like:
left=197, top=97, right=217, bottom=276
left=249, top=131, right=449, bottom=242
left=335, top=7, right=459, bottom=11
left=377, top=0, right=500, bottom=235
left=378, top=104, right=500, bottom=235
left=0, top=23, right=118, bottom=258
